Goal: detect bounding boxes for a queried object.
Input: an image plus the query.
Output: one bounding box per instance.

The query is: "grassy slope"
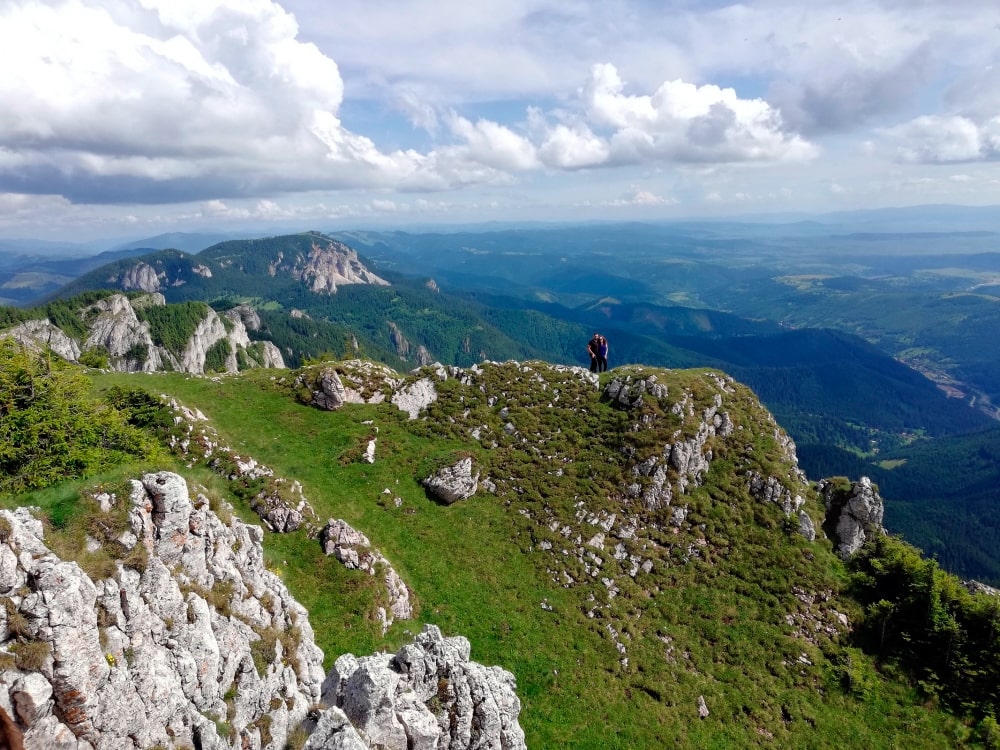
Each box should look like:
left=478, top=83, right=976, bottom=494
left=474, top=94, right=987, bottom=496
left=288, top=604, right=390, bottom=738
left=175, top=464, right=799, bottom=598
left=84, top=366, right=976, bottom=749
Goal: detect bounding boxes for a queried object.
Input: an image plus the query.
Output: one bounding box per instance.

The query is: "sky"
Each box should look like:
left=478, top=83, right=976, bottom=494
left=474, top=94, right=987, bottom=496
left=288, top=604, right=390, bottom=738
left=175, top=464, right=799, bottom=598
left=2, top=0, right=1000, bottom=241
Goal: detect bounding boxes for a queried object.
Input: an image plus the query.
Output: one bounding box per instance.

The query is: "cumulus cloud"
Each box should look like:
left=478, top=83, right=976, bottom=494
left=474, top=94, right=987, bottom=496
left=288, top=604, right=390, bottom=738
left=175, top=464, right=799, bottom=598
left=885, top=115, right=1000, bottom=163
left=580, top=64, right=817, bottom=165
left=606, top=187, right=677, bottom=207
left=0, top=0, right=433, bottom=203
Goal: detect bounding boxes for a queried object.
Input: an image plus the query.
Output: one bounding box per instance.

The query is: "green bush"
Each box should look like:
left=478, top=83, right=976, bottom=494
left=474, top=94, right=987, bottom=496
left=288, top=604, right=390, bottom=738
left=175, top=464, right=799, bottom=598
left=0, top=340, right=160, bottom=493
left=79, top=347, right=110, bottom=369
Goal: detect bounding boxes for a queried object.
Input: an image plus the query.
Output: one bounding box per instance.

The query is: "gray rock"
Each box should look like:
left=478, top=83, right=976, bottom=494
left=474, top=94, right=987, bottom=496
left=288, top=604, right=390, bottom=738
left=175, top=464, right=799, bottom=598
left=117, top=262, right=161, bottom=292
left=289, top=239, right=390, bottom=294
left=323, top=625, right=526, bottom=750
left=1, top=320, right=81, bottom=362
left=0, top=471, right=326, bottom=749
left=304, top=705, right=368, bottom=750
left=820, top=477, right=886, bottom=559
left=392, top=378, right=438, bottom=419
left=81, top=293, right=162, bottom=372
left=422, top=458, right=479, bottom=504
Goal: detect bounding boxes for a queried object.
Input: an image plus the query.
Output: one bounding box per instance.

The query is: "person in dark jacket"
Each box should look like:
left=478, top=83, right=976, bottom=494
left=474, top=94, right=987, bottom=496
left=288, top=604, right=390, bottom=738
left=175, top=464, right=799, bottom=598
left=587, top=333, right=601, bottom=372
left=597, top=334, right=609, bottom=372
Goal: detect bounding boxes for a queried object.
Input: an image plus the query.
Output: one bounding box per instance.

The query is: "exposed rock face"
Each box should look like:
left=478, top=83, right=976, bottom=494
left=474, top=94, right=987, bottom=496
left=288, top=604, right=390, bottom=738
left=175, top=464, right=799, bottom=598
left=1, top=319, right=81, bottom=362
left=820, top=477, right=886, bottom=559
left=965, top=580, right=999, bottom=597
left=4, top=295, right=283, bottom=376
left=320, top=520, right=412, bottom=631
left=290, top=240, right=389, bottom=294
left=179, top=309, right=231, bottom=373
left=82, top=293, right=163, bottom=372
left=115, top=262, right=160, bottom=293
left=391, top=378, right=438, bottom=419
left=422, top=458, right=479, bottom=504
left=388, top=322, right=411, bottom=360
left=227, top=304, right=261, bottom=332
left=314, top=625, right=526, bottom=750
left=0, top=471, right=325, bottom=749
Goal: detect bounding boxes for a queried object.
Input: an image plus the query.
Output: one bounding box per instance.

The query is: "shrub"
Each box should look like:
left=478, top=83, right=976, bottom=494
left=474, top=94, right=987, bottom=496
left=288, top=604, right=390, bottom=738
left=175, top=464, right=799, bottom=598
left=79, top=347, right=110, bottom=369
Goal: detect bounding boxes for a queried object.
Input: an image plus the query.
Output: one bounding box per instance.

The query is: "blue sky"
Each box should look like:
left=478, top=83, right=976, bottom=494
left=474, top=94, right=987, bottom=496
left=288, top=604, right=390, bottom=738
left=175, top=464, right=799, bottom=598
left=2, top=0, right=1000, bottom=240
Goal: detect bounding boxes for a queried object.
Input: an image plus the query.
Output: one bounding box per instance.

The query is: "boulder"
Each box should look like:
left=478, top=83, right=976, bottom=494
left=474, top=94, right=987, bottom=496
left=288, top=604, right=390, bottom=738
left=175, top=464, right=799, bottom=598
left=820, top=477, right=886, bottom=559
left=422, top=458, right=479, bottom=504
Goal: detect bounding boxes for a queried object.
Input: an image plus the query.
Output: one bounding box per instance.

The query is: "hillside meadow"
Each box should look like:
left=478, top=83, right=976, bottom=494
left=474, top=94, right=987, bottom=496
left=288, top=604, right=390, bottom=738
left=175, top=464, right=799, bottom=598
left=44, top=363, right=984, bottom=749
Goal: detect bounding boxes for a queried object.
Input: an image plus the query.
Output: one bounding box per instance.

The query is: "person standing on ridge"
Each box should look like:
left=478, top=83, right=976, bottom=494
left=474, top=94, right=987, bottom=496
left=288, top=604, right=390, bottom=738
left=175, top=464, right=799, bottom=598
left=597, top=334, right=609, bottom=372
left=587, top=333, right=601, bottom=372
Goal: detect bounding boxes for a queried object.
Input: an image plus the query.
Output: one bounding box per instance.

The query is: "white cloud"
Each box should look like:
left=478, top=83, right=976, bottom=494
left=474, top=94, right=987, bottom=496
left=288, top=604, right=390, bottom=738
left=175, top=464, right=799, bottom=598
left=445, top=115, right=539, bottom=172
left=582, top=64, right=818, bottom=165
left=885, top=115, right=1000, bottom=163
left=606, top=186, right=677, bottom=207
left=0, top=0, right=434, bottom=201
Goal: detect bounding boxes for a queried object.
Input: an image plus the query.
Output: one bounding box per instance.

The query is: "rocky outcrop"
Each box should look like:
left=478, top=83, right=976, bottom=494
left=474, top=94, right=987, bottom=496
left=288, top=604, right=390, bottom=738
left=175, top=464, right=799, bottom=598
left=314, top=625, right=526, bottom=750
left=290, top=240, right=389, bottom=294
left=227, top=304, right=261, bottom=332
left=388, top=322, right=411, bottom=360
left=422, top=458, right=479, bottom=504
left=293, top=362, right=398, bottom=410
left=391, top=378, right=438, bottom=419
left=1, top=319, right=81, bottom=362
left=3, top=295, right=284, bottom=375
left=0, top=471, right=325, bottom=749
left=320, top=520, right=412, bottom=632
left=82, top=293, right=163, bottom=372
left=114, top=262, right=160, bottom=293
left=820, top=477, right=886, bottom=559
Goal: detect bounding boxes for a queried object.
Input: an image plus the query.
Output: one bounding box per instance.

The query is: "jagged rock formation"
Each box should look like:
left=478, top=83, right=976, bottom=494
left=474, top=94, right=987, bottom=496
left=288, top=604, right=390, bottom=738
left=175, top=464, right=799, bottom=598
left=819, top=477, right=887, bottom=559
left=293, top=362, right=399, bottom=411
left=1, top=293, right=284, bottom=375
left=288, top=239, right=389, bottom=294
left=113, top=262, right=160, bottom=293
left=422, top=458, right=480, bottom=504
left=0, top=471, right=325, bottom=749
left=1, top=319, right=81, bottom=362
left=388, top=322, right=411, bottom=360
left=81, top=293, right=163, bottom=372
left=313, top=625, right=526, bottom=750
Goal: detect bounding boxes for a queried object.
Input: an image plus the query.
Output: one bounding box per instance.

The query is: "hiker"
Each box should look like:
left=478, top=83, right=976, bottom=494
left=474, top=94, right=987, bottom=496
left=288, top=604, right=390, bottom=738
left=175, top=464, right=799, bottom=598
left=597, top=334, right=609, bottom=372
left=587, top=333, right=601, bottom=372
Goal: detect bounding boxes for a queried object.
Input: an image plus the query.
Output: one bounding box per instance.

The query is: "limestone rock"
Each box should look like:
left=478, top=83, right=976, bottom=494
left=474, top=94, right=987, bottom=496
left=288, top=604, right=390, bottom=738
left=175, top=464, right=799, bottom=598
left=392, top=378, right=437, bottom=420
left=322, top=624, right=526, bottom=750
left=820, top=477, right=886, bottom=559
left=289, top=239, right=389, bottom=294
left=1, top=320, right=81, bottom=362
left=605, top=374, right=668, bottom=408
left=81, top=293, right=163, bottom=372
left=0, top=471, right=325, bottom=749
left=422, top=458, right=479, bottom=504
left=115, top=262, right=160, bottom=292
